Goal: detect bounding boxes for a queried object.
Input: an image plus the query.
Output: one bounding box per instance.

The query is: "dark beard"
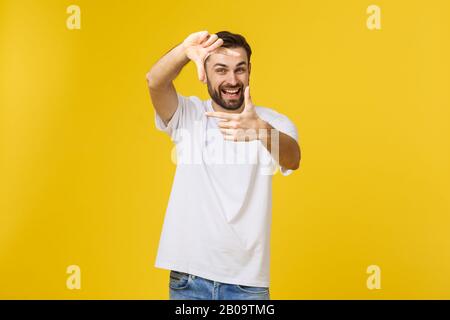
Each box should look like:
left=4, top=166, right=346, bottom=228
left=207, top=80, right=244, bottom=111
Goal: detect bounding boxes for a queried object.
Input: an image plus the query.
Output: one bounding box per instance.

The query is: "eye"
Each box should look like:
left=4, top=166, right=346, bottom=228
left=215, top=68, right=227, bottom=74
left=236, top=68, right=246, bottom=73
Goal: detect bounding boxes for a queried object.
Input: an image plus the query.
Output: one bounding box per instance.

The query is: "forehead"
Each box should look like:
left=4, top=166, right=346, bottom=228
left=206, top=47, right=248, bottom=68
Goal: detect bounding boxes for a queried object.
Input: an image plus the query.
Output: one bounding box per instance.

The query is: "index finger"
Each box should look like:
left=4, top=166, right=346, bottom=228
left=205, top=111, right=237, bottom=120
left=207, top=46, right=241, bottom=57
left=205, top=38, right=224, bottom=52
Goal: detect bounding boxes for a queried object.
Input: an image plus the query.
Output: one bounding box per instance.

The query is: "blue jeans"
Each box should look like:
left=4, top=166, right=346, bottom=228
left=169, top=270, right=270, bottom=300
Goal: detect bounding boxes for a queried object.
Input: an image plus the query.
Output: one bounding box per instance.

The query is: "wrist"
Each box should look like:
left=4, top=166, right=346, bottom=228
left=178, top=42, right=190, bottom=62
left=257, top=119, right=273, bottom=141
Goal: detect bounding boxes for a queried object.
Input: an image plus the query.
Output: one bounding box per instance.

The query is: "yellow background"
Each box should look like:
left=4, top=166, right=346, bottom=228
left=1, top=0, right=449, bottom=299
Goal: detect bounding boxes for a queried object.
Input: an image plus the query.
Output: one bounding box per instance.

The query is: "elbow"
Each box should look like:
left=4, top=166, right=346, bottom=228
left=146, top=71, right=157, bottom=89
left=291, top=145, right=301, bottom=170
left=146, top=70, right=169, bottom=92
left=280, top=142, right=301, bottom=171
left=289, top=158, right=300, bottom=171
left=282, top=155, right=300, bottom=171
left=146, top=68, right=161, bottom=90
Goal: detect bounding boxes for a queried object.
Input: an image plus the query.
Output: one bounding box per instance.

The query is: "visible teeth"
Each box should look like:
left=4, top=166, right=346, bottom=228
left=224, top=88, right=239, bottom=94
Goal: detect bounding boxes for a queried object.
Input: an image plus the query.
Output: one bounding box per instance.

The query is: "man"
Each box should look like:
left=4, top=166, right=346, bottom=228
left=146, top=31, right=301, bottom=300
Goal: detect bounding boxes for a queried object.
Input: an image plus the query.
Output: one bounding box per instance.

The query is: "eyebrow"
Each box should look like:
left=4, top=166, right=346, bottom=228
left=213, top=61, right=247, bottom=68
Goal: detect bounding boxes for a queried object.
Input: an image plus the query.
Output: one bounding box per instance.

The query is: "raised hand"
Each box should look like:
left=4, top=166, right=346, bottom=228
left=182, top=31, right=224, bottom=83
left=205, top=86, right=272, bottom=141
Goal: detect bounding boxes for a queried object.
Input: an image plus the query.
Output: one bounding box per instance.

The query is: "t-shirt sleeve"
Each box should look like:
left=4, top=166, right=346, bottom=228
left=154, top=93, right=189, bottom=141
left=263, top=111, right=299, bottom=176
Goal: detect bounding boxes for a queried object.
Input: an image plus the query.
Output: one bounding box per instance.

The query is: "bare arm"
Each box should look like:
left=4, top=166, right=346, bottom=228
left=206, top=86, right=301, bottom=171
left=145, top=44, right=189, bottom=125
left=146, top=31, right=225, bottom=126
left=259, top=123, right=301, bottom=170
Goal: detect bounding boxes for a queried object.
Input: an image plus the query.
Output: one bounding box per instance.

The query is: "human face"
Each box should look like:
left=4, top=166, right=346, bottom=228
left=205, top=47, right=250, bottom=111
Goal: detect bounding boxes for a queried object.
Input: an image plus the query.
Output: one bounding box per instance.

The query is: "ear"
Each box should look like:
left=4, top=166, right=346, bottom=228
left=248, top=62, right=252, bottom=75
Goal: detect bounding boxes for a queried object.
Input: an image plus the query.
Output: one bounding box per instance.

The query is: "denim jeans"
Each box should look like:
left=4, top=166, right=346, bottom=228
left=169, top=270, right=270, bottom=300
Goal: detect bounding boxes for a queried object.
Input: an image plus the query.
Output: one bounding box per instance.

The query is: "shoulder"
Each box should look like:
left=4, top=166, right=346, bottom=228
left=177, top=93, right=208, bottom=113
left=255, top=105, right=295, bottom=125
left=255, top=105, right=299, bottom=141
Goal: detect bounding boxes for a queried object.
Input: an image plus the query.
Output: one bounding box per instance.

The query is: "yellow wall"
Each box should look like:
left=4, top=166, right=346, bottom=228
left=1, top=0, right=449, bottom=299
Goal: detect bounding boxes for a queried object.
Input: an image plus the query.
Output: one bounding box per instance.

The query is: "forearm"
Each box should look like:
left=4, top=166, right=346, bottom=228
left=259, top=122, right=301, bottom=171
left=146, top=43, right=190, bottom=89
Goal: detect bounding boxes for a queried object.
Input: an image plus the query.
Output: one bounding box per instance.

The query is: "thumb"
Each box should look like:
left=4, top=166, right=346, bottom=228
left=244, top=86, right=254, bottom=110
left=196, top=61, right=206, bottom=83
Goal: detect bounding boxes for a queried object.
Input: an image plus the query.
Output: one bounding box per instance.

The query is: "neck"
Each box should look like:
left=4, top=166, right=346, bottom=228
left=211, top=100, right=244, bottom=113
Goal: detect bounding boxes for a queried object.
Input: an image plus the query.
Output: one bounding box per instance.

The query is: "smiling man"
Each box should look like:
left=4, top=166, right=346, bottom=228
left=146, top=31, right=301, bottom=300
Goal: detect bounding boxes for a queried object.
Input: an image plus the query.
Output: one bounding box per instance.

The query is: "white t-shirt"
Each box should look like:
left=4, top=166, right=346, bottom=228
left=154, top=93, right=298, bottom=287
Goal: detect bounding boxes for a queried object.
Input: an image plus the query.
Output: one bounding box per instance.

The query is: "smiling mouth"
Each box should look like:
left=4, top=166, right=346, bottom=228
left=221, top=87, right=241, bottom=99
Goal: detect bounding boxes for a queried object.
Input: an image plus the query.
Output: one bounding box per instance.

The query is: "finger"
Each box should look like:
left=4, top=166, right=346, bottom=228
left=223, top=134, right=239, bottom=141
left=221, top=128, right=250, bottom=141
left=244, top=86, right=254, bottom=111
left=217, top=120, right=235, bottom=129
left=245, top=86, right=251, bottom=104
left=220, top=128, right=235, bottom=136
left=205, top=111, right=237, bottom=120
left=206, top=38, right=224, bottom=52
left=202, top=51, right=213, bottom=69
left=202, top=34, right=218, bottom=47
left=197, top=31, right=210, bottom=44
left=197, top=63, right=206, bottom=82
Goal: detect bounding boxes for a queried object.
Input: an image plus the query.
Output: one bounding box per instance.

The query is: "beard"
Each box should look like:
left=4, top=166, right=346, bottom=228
left=207, top=80, right=245, bottom=111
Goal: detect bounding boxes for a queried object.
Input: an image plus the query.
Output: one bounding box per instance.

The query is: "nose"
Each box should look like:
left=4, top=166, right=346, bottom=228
left=226, top=72, right=238, bottom=86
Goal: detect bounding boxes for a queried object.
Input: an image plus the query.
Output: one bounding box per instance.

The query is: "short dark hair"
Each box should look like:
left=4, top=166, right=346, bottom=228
left=216, top=31, right=252, bottom=63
